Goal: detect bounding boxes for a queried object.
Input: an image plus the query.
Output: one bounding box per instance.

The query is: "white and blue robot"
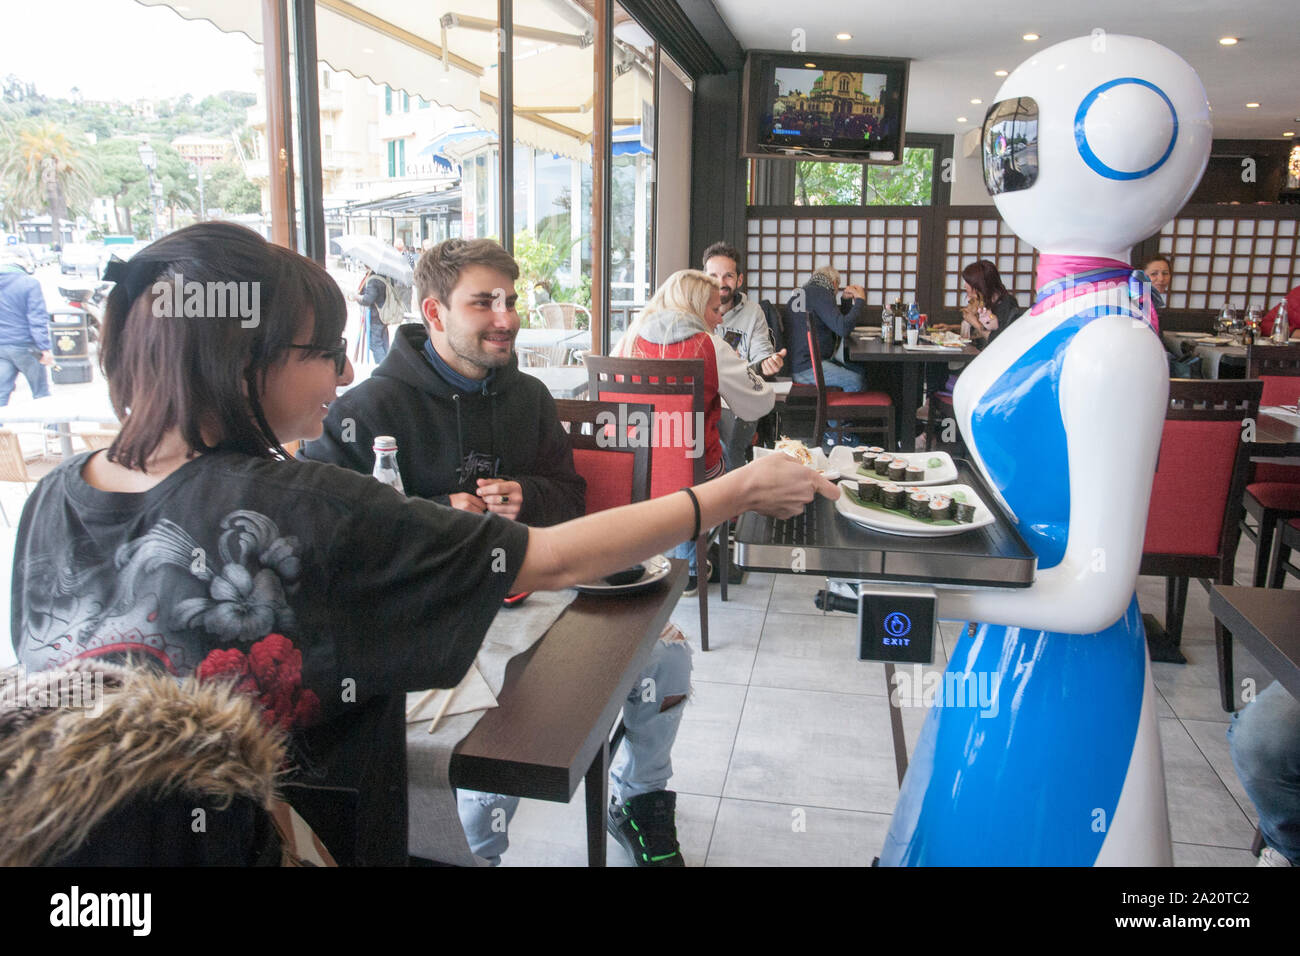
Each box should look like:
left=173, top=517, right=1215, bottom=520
left=880, top=35, right=1212, bottom=866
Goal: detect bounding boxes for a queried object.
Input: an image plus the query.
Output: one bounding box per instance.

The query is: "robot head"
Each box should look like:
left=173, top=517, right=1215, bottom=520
left=983, top=34, right=1211, bottom=258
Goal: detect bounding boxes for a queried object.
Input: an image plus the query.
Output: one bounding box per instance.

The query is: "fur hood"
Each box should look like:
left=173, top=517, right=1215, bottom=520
left=0, top=660, right=286, bottom=866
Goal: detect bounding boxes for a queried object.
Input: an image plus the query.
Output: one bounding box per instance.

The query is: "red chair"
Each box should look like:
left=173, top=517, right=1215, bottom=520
left=584, top=356, right=728, bottom=651
left=553, top=399, right=653, bottom=512
left=804, top=324, right=895, bottom=450
left=1240, top=344, right=1300, bottom=586
left=1140, top=379, right=1261, bottom=709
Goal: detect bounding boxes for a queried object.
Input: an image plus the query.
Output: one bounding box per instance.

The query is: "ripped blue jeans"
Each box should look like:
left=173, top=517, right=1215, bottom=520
left=458, top=630, right=693, bottom=864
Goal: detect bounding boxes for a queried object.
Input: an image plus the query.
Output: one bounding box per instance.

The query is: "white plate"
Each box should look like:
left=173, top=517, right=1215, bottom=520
left=844, top=449, right=958, bottom=486
left=835, top=481, right=995, bottom=537
left=574, top=554, right=673, bottom=595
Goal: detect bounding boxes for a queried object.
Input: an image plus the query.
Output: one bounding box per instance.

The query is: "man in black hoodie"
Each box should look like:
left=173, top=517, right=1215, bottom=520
left=303, top=252, right=584, bottom=524
left=303, top=239, right=691, bottom=867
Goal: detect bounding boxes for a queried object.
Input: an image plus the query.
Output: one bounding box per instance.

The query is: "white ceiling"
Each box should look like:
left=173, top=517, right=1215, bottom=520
left=710, top=0, right=1299, bottom=141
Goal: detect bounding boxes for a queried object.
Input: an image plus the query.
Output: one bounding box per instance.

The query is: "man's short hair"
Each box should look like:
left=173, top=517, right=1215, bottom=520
left=702, top=241, right=742, bottom=274
left=416, top=238, right=520, bottom=306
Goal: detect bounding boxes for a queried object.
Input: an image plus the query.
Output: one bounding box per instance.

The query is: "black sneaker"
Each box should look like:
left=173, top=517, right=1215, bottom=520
left=682, top=561, right=712, bottom=598
left=607, top=791, right=685, bottom=866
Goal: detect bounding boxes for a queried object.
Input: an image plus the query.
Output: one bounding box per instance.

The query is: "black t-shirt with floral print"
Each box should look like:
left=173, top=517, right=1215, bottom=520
left=11, top=450, right=530, bottom=865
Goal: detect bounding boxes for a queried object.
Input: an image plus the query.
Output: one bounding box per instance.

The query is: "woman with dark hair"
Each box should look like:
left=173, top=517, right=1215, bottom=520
left=960, top=259, right=1023, bottom=348
left=9, top=222, right=833, bottom=865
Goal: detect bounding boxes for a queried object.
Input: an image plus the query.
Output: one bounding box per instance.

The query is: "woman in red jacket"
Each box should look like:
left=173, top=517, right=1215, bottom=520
left=613, top=269, right=775, bottom=591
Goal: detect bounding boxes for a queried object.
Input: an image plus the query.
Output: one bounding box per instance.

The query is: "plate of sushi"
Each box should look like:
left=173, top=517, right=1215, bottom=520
left=847, top=448, right=959, bottom=486
left=835, top=479, right=995, bottom=536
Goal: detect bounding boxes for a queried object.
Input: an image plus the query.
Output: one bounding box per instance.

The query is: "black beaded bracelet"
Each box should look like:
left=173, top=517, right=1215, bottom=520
left=681, top=487, right=701, bottom=542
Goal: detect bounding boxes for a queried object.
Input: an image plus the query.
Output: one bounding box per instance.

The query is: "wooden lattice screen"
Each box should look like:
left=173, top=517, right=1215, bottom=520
left=742, top=204, right=1300, bottom=328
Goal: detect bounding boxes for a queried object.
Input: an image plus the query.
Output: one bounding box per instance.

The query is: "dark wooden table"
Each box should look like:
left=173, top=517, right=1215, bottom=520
left=1208, top=586, right=1300, bottom=701
left=448, top=560, right=686, bottom=866
left=845, top=332, right=980, bottom=450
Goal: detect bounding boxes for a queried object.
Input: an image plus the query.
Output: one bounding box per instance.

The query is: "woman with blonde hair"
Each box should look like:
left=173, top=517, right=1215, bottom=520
left=614, top=268, right=775, bottom=592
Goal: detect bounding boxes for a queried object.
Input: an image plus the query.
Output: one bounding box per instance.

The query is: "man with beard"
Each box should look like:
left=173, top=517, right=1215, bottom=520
left=702, top=241, right=786, bottom=468
left=302, top=238, right=693, bottom=866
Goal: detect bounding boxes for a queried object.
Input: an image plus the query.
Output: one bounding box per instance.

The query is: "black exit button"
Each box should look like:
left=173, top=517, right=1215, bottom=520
left=858, top=588, right=936, bottom=664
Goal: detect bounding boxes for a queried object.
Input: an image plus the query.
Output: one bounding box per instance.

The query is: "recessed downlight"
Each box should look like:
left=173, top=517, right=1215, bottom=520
left=957, top=116, right=968, bottom=123
left=1022, top=33, right=1039, bottom=42
left=804, top=62, right=816, bottom=68
left=836, top=33, right=852, bottom=41
left=1219, top=36, right=1238, bottom=46
left=994, top=70, right=1009, bottom=77
left=1246, top=102, right=1260, bottom=108
left=970, top=98, right=983, bottom=105
left=1284, top=132, right=1296, bottom=138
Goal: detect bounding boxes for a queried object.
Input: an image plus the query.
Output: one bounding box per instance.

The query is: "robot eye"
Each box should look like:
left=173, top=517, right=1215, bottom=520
left=982, top=97, right=1039, bottom=196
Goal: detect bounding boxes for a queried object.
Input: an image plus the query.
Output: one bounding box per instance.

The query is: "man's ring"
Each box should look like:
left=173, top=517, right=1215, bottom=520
left=500, top=495, right=509, bottom=504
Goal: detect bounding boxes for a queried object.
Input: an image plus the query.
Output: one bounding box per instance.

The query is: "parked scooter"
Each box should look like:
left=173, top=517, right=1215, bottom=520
left=57, top=282, right=111, bottom=343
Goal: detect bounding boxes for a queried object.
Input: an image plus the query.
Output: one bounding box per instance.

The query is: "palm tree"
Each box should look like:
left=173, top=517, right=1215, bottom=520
left=0, top=119, right=98, bottom=242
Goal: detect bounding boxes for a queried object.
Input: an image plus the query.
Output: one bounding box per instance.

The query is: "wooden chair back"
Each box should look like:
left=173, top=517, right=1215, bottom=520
left=553, top=398, right=654, bottom=513
left=584, top=356, right=708, bottom=499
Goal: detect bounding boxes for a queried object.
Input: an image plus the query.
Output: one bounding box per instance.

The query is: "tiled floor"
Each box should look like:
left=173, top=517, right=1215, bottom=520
left=500, top=540, right=1292, bottom=867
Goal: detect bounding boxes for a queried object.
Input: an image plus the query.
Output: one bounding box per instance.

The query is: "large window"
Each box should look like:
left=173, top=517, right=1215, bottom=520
left=783, top=135, right=951, bottom=207
left=608, top=4, right=656, bottom=317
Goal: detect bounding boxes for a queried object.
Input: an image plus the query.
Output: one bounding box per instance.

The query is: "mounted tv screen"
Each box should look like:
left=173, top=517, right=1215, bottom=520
left=742, top=51, right=910, bottom=165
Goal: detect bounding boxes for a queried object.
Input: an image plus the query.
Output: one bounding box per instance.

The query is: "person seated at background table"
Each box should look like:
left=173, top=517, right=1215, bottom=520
left=9, top=222, right=835, bottom=866
left=1142, top=253, right=1172, bottom=309
left=303, top=238, right=695, bottom=866
left=924, top=260, right=1025, bottom=409
left=1263, top=283, right=1300, bottom=341
left=786, top=265, right=869, bottom=391
left=702, top=240, right=788, bottom=469
left=614, top=268, right=775, bottom=595
left=1227, top=681, right=1299, bottom=866
left=959, top=259, right=1023, bottom=349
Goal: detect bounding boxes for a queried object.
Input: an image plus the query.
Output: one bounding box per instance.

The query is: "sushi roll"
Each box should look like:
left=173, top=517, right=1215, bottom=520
left=858, top=451, right=879, bottom=473
left=879, top=483, right=905, bottom=509
left=953, top=500, right=977, bottom=523
left=905, top=464, right=926, bottom=482
left=851, top=446, right=870, bottom=464
left=874, top=455, right=892, bottom=476
left=928, top=494, right=953, bottom=521
left=907, top=491, right=931, bottom=518
left=855, top=480, right=880, bottom=503
left=867, top=446, right=885, bottom=456
left=888, top=458, right=908, bottom=481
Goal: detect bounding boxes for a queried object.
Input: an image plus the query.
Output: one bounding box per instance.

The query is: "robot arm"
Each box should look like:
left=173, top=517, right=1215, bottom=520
left=937, top=317, right=1169, bottom=632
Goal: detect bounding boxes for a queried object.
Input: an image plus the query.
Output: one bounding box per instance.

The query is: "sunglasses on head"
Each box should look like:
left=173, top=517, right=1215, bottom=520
left=286, top=338, right=348, bottom=375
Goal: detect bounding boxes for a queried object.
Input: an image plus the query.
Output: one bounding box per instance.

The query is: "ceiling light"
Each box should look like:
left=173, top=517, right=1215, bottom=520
left=970, top=98, right=982, bottom=104
left=994, top=70, right=1009, bottom=77
left=1285, top=132, right=1296, bottom=138
left=362, top=47, right=375, bottom=54
left=836, top=33, right=852, bottom=41
left=1219, top=36, right=1238, bottom=46
left=1246, top=102, right=1260, bottom=108
left=804, top=62, right=816, bottom=68
left=957, top=116, right=968, bottom=123
left=1022, top=33, right=1039, bottom=42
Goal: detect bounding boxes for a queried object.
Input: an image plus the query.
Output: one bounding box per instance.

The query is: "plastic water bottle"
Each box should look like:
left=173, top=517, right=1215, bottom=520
left=1274, top=301, right=1290, bottom=344
left=372, top=436, right=405, bottom=494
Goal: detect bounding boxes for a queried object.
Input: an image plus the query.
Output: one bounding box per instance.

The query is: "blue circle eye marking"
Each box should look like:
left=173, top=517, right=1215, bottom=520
left=884, top=612, right=912, bottom=638
left=1073, top=77, right=1178, bottom=181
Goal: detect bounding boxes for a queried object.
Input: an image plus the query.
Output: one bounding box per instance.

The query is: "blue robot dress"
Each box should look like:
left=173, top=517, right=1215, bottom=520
left=880, top=268, right=1170, bottom=866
